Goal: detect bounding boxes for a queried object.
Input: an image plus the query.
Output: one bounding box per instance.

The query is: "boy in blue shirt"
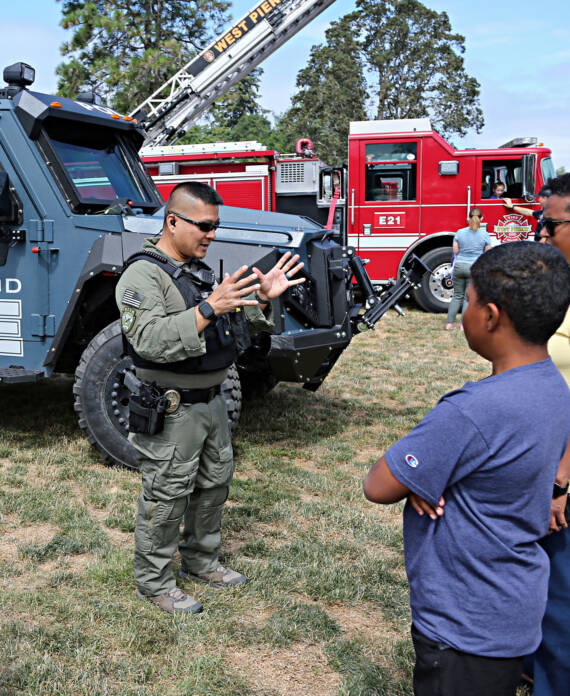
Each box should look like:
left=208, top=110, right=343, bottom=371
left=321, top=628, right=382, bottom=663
left=364, top=242, right=570, bottom=696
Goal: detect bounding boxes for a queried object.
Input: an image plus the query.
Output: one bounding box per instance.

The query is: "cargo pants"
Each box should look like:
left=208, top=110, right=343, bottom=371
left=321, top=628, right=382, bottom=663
left=130, top=394, right=234, bottom=597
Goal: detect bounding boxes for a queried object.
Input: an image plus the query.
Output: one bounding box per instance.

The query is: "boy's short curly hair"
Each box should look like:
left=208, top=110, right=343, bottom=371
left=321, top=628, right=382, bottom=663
left=470, top=241, right=570, bottom=345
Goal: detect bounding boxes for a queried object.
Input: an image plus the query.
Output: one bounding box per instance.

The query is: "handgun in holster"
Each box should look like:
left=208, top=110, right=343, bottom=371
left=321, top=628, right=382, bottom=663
left=124, top=370, right=168, bottom=435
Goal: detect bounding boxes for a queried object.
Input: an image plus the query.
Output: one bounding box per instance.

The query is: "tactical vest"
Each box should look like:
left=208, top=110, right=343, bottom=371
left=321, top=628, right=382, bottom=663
left=122, top=250, right=237, bottom=374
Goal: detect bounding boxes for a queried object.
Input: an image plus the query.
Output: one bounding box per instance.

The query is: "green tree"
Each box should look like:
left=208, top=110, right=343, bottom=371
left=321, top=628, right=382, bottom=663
left=209, top=69, right=268, bottom=131
left=180, top=68, right=286, bottom=150
left=277, top=16, right=368, bottom=164
left=281, top=0, right=483, bottom=163
left=56, top=0, right=231, bottom=113
left=356, top=0, right=483, bottom=137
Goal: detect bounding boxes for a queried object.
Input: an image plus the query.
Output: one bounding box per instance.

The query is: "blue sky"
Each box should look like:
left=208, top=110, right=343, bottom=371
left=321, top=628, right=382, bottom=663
left=3, top=0, right=569, bottom=169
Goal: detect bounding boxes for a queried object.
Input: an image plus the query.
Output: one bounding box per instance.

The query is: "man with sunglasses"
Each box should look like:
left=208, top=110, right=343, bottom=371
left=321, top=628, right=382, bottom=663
left=530, top=172, right=570, bottom=696
left=116, top=182, right=304, bottom=614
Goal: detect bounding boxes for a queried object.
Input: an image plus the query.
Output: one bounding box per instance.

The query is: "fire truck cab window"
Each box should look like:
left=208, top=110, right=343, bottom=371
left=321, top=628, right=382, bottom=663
left=541, top=157, right=555, bottom=187
left=481, top=158, right=523, bottom=199
left=365, top=142, right=417, bottom=201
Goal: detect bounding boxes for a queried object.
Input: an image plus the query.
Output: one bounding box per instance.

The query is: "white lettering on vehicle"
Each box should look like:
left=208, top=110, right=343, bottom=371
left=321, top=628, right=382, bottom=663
left=0, top=299, right=23, bottom=356
left=75, top=101, right=121, bottom=118
left=0, top=278, right=22, bottom=294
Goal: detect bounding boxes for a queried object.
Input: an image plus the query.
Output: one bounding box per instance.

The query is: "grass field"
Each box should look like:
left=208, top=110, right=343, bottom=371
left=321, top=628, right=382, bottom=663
left=0, top=309, right=531, bottom=695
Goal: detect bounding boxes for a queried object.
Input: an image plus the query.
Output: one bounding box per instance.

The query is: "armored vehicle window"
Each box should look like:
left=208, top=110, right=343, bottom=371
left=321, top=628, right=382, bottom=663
left=38, top=118, right=158, bottom=213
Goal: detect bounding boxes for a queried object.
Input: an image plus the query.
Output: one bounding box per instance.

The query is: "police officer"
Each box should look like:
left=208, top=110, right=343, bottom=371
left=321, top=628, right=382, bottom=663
left=116, top=182, right=304, bottom=614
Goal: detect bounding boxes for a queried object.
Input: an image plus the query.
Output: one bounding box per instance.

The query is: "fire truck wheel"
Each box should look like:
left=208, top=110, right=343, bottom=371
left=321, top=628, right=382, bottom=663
left=412, top=247, right=454, bottom=313
left=74, top=321, right=242, bottom=470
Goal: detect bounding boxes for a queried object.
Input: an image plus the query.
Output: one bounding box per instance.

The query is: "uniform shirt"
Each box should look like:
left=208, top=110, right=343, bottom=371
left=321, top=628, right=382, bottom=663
left=454, top=226, right=491, bottom=264
left=116, top=236, right=274, bottom=389
left=385, top=359, right=570, bottom=658
left=548, top=307, right=570, bottom=386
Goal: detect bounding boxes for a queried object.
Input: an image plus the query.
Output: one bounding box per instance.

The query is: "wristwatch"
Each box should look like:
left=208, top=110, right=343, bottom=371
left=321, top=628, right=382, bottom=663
left=254, top=291, right=268, bottom=304
left=553, top=482, right=569, bottom=498
left=198, top=300, right=215, bottom=320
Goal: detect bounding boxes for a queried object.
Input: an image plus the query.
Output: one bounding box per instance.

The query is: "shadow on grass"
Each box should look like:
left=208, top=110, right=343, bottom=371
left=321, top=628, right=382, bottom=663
left=236, top=383, right=425, bottom=450
left=0, top=376, right=78, bottom=450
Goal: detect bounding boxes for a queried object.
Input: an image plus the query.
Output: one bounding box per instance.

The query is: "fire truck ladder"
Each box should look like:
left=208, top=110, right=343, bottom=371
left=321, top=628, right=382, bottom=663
left=131, top=0, right=336, bottom=147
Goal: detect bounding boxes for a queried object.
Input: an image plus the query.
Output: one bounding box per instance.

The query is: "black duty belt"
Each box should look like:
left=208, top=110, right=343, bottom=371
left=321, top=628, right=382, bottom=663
left=160, top=385, right=221, bottom=413
left=178, top=385, right=220, bottom=404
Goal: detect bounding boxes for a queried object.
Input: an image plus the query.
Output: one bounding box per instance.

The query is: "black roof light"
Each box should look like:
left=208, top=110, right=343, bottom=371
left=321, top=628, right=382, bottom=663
left=77, top=90, right=103, bottom=106
left=3, top=62, right=35, bottom=89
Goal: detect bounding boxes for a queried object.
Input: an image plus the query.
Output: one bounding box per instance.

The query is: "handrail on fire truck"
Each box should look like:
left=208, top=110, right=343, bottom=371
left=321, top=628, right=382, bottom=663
left=131, top=0, right=337, bottom=147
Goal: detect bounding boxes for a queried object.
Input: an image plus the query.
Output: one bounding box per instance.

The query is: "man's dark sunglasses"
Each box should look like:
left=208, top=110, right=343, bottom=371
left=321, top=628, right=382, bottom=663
left=542, top=218, right=570, bottom=237
left=169, top=210, right=220, bottom=233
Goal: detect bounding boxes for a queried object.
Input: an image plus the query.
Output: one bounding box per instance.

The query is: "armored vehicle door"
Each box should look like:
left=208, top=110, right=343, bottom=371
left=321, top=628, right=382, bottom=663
left=0, top=140, right=53, bottom=371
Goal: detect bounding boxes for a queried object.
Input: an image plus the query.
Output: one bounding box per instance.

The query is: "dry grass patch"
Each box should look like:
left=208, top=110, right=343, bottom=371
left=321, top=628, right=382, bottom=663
left=232, top=643, right=342, bottom=696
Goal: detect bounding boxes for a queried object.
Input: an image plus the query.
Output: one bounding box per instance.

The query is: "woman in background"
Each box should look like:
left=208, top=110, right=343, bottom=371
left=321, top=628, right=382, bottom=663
left=445, top=208, right=492, bottom=330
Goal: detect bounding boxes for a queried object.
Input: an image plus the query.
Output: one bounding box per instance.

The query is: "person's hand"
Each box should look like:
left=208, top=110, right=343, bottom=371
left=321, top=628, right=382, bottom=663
left=253, top=252, right=305, bottom=301
left=409, top=493, right=445, bottom=521
left=206, top=266, right=261, bottom=315
left=503, top=197, right=514, bottom=209
left=549, top=493, right=568, bottom=534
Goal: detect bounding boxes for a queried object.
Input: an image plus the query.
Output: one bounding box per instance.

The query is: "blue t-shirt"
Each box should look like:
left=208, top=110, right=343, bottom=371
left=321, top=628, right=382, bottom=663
left=454, top=226, right=491, bottom=264
left=385, top=359, right=570, bottom=658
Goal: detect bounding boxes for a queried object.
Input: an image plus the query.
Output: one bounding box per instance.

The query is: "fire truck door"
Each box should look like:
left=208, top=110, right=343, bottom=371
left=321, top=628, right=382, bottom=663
left=476, top=155, right=536, bottom=244
left=350, top=140, right=421, bottom=282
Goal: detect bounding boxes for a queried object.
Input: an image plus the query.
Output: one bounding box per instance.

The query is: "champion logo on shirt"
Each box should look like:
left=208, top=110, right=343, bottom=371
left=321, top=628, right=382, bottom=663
left=405, top=454, right=419, bottom=468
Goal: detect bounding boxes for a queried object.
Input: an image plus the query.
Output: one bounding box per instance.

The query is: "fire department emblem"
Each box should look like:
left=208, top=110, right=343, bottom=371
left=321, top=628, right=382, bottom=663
left=203, top=50, right=215, bottom=63
left=494, top=214, right=532, bottom=243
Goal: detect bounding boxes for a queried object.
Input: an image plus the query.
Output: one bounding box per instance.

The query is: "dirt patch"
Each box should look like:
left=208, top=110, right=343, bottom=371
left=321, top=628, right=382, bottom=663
left=231, top=643, right=342, bottom=696
left=0, top=522, right=59, bottom=563
left=325, top=602, right=401, bottom=656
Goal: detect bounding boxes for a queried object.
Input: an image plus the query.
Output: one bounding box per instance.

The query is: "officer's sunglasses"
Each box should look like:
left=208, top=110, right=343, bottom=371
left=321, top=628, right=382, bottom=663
left=169, top=210, right=220, bottom=233
left=542, top=218, right=570, bottom=237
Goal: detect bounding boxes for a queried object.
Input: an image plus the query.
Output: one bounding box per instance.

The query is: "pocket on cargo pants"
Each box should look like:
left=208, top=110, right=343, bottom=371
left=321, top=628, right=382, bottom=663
left=135, top=494, right=189, bottom=554
left=132, top=433, right=198, bottom=500
left=196, top=395, right=234, bottom=488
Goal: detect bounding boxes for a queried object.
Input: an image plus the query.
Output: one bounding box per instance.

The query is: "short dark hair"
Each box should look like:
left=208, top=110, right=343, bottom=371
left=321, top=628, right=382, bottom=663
left=537, top=185, right=552, bottom=198
left=165, top=182, right=224, bottom=222
left=470, top=242, right=570, bottom=345
left=492, top=182, right=505, bottom=191
left=547, top=173, right=570, bottom=214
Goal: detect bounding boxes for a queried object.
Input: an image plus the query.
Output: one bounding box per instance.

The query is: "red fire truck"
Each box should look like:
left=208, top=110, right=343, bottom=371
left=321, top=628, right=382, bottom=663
left=340, top=118, right=555, bottom=311
left=142, top=118, right=555, bottom=311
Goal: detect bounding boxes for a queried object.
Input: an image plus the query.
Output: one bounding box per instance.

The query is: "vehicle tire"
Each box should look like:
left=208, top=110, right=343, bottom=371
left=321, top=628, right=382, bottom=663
left=412, top=247, right=454, bottom=313
left=238, top=369, right=277, bottom=401
left=74, top=320, right=138, bottom=469
left=221, top=363, right=242, bottom=433
left=74, top=320, right=243, bottom=469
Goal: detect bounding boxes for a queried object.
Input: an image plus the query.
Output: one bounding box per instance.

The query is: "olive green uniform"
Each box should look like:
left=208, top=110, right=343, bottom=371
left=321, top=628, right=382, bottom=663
left=116, top=237, right=273, bottom=597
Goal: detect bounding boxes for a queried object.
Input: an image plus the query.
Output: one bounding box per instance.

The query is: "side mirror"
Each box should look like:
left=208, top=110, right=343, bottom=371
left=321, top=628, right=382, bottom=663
left=522, top=154, right=536, bottom=202
left=318, top=167, right=346, bottom=206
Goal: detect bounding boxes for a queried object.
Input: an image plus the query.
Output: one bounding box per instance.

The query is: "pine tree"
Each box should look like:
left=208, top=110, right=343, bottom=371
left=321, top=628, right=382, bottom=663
left=280, top=0, right=483, bottom=163
left=278, top=16, right=368, bottom=164
left=56, top=0, right=231, bottom=113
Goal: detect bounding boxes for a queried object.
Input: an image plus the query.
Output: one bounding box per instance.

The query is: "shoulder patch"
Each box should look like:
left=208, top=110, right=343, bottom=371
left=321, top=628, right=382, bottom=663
left=122, top=288, right=145, bottom=309
left=121, top=308, right=136, bottom=333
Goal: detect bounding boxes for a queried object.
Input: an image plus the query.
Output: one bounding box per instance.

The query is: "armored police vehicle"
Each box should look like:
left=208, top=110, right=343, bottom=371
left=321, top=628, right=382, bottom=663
left=0, top=62, right=419, bottom=469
